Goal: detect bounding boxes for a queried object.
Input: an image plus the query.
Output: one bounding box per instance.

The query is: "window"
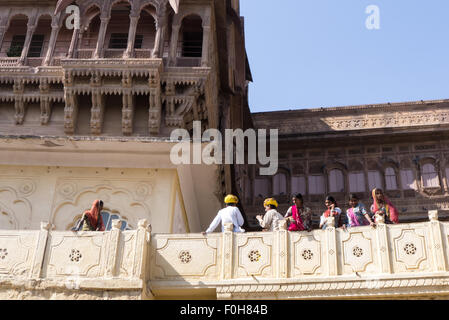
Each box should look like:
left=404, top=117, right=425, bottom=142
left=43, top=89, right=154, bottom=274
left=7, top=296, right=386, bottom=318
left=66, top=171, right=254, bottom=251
left=422, top=164, right=439, bottom=188
left=309, top=175, right=325, bottom=195
left=401, top=169, right=417, bottom=190
left=101, top=212, right=132, bottom=231
left=8, top=35, right=25, bottom=57
left=27, top=34, right=44, bottom=57
left=349, top=172, right=365, bottom=192
left=109, top=33, right=143, bottom=49
left=109, top=33, right=128, bottom=49
left=368, top=171, right=382, bottom=190
left=385, top=167, right=398, bottom=190
left=254, top=178, right=269, bottom=198
left=273, top=173, right=287, bottom=195
left=134, top=35, right=143, bottom=49
left=291, top=176, right=306, bottom=195
left=182, top=31, right=202, bottom=57
left=328, top=169, right=344, bottom=193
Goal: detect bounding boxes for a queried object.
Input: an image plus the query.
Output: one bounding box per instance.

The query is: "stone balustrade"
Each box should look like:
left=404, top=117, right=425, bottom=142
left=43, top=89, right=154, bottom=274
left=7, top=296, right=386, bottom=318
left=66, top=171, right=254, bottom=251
left=0, top=220, right=152, bottom=300
left=1, top=212, right=449, bottom=299
left=149, top=211, right=449, bottom=299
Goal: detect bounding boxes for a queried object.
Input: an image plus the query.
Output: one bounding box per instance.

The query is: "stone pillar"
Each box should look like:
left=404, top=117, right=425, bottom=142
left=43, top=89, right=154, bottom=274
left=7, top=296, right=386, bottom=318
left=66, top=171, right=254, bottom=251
left=375, top=214, right=392, bottom=274
left=134, top=219, right=151, bottom=279
left=67, top=27, right=80, bottom=58
left=64, top=90, right=78, bottom=134
left=90, top=89, right=105, bottom=135
left=428, top=210, right=447, bottom=272
left=93, top=16, right=110, bottom=59
left=105, top=220, right=122, bottom=277
left=201, top=25, right=211, bottom=67
left=325, top=217, right=338, bottom=276
left=221, top=223, right=234, bottom=280
left=168, top=24, right=180, bottom=66
left=276, top=220, right=288, bottom=278
left=148, top=70, right=162, bottom=134
left=30, top=222, right=52, bottom=279
left=18, top=22, right=37, bottom=65
left=122, top=91, right=135, bottom=135
left=152, top=14, right=166, bottom=58
left=43, top=20, right=61, bottom=66
left=0, top=25, right=7, bottom=51
left=123, top=14, right=140, bottom=59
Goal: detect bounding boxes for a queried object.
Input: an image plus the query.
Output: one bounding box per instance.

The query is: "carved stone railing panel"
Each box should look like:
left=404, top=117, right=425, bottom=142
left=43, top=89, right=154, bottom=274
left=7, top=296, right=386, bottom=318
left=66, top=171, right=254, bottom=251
left=235, top=233, right=274, bottom=278
left=290, top=231, right=324, bottom=277
left=389, top=224, right=432, bottom=273
left=0, top=231, right=39, bottom=278
left=77, top=50, right=93, bottom=59
left=176, top=57, right=201, bottom=67
left=27, top=58, right=43, bottom=68
left=104, top=50, right=125, bottom=59
left=151, top=234, right=221, bottom=280
left=42, top=231, right=108, bottom=278
left=0, top=58, right=19, bottom=66
left=135, top=49, right=152, bottom=59
left=338, top=228, right=378, bottom=274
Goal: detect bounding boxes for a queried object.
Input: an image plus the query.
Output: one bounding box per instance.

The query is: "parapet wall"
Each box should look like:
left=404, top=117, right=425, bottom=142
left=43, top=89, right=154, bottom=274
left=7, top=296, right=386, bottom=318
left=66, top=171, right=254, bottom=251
left=1, top=213, right=449, bottom=300
left=0, top=220, right=151, bottom=300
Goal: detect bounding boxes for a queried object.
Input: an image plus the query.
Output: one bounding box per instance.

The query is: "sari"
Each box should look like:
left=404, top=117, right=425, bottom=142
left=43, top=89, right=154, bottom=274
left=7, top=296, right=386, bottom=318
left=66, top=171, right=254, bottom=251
left=371, top=188, right=399, bottom=224
left=288, top=205, right=305, bottom=231
left=82, top=200, right=105, bottom=231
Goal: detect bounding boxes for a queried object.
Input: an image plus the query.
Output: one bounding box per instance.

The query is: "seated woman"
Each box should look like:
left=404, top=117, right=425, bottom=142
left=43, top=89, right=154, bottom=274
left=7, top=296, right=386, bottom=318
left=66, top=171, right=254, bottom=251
left=256, top=198, right=285, bottom=232
left=319, top=196, right=346, bottom=230
left=370, top=188, right=399, bottom=224
left=75, top=199, right=105, bottom=231
left=346, top=194, right=375, bottom=228
left=285, top=193, right=312, bottom=232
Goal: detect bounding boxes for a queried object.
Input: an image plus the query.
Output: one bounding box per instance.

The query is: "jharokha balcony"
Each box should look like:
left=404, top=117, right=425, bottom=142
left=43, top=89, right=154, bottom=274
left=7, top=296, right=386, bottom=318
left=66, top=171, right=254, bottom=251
left=0, top=1, right=216, bottom=138
left=1, top=211, right=449, bottom=300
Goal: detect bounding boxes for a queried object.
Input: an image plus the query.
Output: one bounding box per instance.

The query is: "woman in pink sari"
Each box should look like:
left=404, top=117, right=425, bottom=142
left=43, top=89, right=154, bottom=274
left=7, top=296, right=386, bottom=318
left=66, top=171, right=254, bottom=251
left=370, top=188, right=399, bottom=224
left=286, top=193, right=309, bottom=232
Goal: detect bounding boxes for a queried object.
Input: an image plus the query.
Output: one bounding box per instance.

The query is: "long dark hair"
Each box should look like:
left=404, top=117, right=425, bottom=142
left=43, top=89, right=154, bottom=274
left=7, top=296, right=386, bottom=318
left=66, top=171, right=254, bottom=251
left=325, top=195, right=338, bottom=207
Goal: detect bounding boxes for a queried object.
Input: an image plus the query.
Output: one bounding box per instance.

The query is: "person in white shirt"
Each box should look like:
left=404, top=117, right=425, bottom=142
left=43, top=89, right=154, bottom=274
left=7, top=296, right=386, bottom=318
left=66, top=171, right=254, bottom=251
left=256, top=198, right=284, bottom=232
left=203, top=194, right=245, bottom=234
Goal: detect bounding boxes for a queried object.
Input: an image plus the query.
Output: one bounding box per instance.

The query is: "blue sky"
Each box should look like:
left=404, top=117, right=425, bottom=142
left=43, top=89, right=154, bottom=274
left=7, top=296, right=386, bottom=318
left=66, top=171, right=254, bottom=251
left=241, top=0, right=449, bottom=112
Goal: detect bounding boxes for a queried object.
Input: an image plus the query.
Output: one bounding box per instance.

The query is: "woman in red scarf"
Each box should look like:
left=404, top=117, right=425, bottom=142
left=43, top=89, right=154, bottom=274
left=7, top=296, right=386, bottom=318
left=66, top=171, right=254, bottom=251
left=285, top=193, right=309, bottom=232
left=81, top=200, right=105, bottom=231
left=370, top=188, right=399, bottom=224
left=319, top=196, right=345, bottom=229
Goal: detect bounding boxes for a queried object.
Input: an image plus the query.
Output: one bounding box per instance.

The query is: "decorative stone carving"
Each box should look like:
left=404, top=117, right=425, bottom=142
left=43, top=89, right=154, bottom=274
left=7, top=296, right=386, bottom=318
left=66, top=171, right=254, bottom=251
left=237, top=236, right=272, bottom=277
left=90, top=91, right=105, bottom=134
left=392, top=228, right=428, bottom=271
left=342, top=232, right=374, bottom=273
left=428, top=210, right=439, bottom=222
left=40, top=97, right=52, bottom=125
left=148, top=71, right=162, bottom=134
left=292, top=233, right=322, bottom=275
left=122, top=93, right=135, bottom=135
left=153, top=237, right=219, bottom=278
left=45, top=233, right=106, bottom=278
left=14, top=97, right=25, bottom=125
left=64, top=92, right=78, bottom=134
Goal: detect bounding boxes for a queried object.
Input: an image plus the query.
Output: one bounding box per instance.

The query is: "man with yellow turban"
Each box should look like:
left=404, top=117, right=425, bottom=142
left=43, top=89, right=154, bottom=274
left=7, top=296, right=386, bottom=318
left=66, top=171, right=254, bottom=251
left=203, top=195, right=245, bottom=234
left=256, top=198, right=284, bottom=232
